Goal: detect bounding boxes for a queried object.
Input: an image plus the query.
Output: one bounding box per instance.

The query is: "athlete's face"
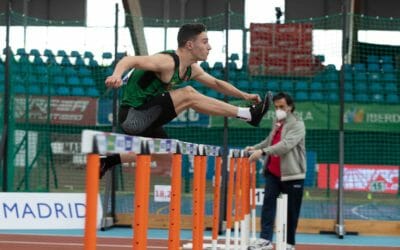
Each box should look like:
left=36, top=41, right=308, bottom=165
left=187, top=32, right=212, bottom=61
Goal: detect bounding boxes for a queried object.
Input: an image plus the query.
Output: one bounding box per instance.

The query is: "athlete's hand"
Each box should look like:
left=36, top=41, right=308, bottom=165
left=105, top=75, right=123, bottom=88
left=244, top=93, right=261, bottom=103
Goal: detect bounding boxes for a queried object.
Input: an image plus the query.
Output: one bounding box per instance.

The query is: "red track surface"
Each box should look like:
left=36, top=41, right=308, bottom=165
left=0, top=234, right=396, bottom=250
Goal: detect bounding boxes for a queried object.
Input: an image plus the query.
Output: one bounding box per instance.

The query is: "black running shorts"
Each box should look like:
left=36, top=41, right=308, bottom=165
left=118, top=92, right=177, bottom=138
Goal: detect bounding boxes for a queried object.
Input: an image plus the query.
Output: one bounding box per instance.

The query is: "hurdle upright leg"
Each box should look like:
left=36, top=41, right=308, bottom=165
left=225, top=150, right=237, bottom=249
left=211, top=155, right=222, bottom=249
left=132, top=143, right=152, bottom=250
left=168, top=152, right=182, bottom=250
left=84, top=154, right=100, bottom=250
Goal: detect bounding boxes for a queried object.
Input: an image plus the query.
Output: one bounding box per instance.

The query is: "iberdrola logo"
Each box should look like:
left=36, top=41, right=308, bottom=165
left=344, top=107, right=365, bottom=123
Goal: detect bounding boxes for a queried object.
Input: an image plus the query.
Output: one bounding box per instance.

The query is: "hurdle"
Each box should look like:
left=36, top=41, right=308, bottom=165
left=81, top=129, right=285, bottom=250
left=81, top=129, right=222, bottom=250
left=276, top=193, right=288, bottom=250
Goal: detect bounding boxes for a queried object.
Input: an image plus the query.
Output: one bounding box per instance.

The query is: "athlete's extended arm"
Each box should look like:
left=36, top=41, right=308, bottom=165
left=191, top=64, right=261, bottom=103
left=105, top=54, right=172, bottom=88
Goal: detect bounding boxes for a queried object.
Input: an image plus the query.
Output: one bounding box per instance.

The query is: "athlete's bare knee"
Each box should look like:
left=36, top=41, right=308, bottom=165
left=181, top=86, right=201, bottom=100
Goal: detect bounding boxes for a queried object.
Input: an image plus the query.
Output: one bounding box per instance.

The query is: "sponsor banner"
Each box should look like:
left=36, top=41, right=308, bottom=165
left=168, top=108, right=210, bottom=127
left=14, top=95, right=97, bottom=125
left=210, top=102, right=400, bottom=132
left=154, top=185, right=171, bottom=202
left=0, top=193, right=102, bottom=229
left=317, top=164, right=399, bottom=194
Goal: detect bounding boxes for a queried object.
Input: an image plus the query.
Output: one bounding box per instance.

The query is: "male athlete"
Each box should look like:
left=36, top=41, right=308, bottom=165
left=101, top=23, right=269, bottom=177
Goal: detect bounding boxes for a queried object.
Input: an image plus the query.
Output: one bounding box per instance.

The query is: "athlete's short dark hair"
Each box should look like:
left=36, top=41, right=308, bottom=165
left=177, top=23, right=207, bottom=48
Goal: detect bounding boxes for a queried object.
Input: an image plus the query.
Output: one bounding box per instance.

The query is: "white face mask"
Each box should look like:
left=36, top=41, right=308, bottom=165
left=275, top=109, right=287, bottom=120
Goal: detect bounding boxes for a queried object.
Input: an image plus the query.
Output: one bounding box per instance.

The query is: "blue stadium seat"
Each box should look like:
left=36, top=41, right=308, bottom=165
left=310, top=81, right=323, bottom=91
left=37, top=75, right=49, bottom=84
left=71, top=87, right=85, bottom=96
left=384, top=83, right=397, bottom=93
left=53, top=75, right=66, bottom=85
left=327, top=92, right=339, bottom=102
left=213, top=62, right=224, bottom=71
left=29, top=49, right=41, bottom=57
left=369, top=82, right=383, bottom=93
left=230, top=53, right=239, bottom=61
left=386, top=93, right=399, bottom=104
left=344, top=93, right=353, bottom=102
left=344, top=72, right=353, bottom=81
left=56, top=86, right=70, bottom=95
left=60, top=56, right=72, bottom=66
left=324, top=71, right=339, bottom=81
left=67, top=76, right=80, bottom=85
left=354, top=82, right=367, bottom=93
left=46, top=56, right=57, bottom=64
left=235, top=70, right=248, bottom=81
left=367, top=55, right=379, bottom=64
left=63, top=67, right=77, bottom=76
left=353, top=63, right=366, bottom=72
left=57, top=50, right=67, bottom=57
left=18, top=55, right=30, bottom=64
left=87, top=87, right=100, bottom=97
left=381, top=55, right=393, bottom=64
left=102, top=52, right=112, bottom=59
left=27, top=75, right=38, bottom=84
left=42, top=85, right=56, bottom=95
left=78, top=67, right=92, bottom=77
left=28, top=85, right=41, bottom=95
left=70, top=50, right=81, bottom=57
left=368, top=72, right=381, bottom=82
left=14, top=84, right=26, bottom=94
left=32, top=56, right=44, bottom=65
left=354, top=93, right=369, bottom=102
left=16, top=48, right=27, bottom=56
left=295, top=91, right=309, bottom=101
left=344, top=81, right=353, bottom=91
left=236, top=79, right=250, bottom=91
left=354, top=72, right=367, bottom=81
left=280, top=80, right=293, bottom=92
left=200, top=61, right=210, bottom=71
left=367, top=63, right=380, bottom=72
left=81, top=76, right=95, bottom=86
left=324, top=64, right=336, bottom=72
left=227, top=62, right=238, bottom=71
left=382, top=73, right=396, bottom=82
left=326, top=82, right=338, bottom=91
left=266, top=80, right=279, bottom=91
left=372, top=93, right=384, bottom=103
left=83, top=51, right=94, bottom=59
left=309, top=92, right=324, bottom=101
left=343, top=64, right=353, bottom=72
left=47, top=65, right=64, bottom=76
left=88, top=59, right=99, bottom=67
left=295, top=81, right=308, bottom=91
left=210, top=69, right=223, bottom=79
left=43, top=49, right=54, bottom=58
left=251, top=80, right=265, bottom=91
left=382, top=63, right=394, bottom=73
left=75, top=57, right=85, bottom=66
